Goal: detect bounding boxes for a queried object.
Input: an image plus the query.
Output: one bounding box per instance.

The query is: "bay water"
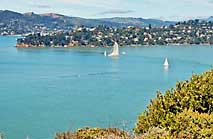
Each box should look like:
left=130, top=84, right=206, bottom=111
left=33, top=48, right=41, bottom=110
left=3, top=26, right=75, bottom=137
left=0, top=36, right=212, bottom=139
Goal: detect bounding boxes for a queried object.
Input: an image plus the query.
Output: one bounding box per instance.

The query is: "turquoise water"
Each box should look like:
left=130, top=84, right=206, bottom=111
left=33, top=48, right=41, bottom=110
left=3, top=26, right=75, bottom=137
left=0, top=36, right=212, bottom=139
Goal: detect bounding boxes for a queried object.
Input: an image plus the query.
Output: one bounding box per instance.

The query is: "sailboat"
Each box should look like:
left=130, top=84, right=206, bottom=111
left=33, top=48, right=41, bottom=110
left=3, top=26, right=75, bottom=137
left=108, top=42, right=119, bottom=57
left=163, top=58, right=169, bottom=69
left=104, top=51, right=107, bottom=56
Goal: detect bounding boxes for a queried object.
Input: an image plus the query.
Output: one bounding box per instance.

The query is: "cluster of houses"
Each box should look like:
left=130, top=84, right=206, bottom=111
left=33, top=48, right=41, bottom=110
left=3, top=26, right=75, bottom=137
left=16, top=20, right=213, bottom=47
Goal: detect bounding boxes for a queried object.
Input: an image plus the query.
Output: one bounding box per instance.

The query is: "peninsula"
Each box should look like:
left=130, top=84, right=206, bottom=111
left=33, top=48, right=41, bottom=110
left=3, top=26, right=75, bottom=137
left=16, top=20, right=213, bottom=48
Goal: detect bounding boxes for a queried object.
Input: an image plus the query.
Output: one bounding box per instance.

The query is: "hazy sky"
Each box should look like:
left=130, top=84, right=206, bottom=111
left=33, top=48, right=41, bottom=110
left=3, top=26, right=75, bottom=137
left=1, top=0, right=213, bottom=20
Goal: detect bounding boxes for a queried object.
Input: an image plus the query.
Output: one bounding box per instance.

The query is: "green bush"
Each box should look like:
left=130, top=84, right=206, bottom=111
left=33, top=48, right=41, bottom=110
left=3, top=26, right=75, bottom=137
left=134, top=69, right=213, bottom=137
left=55, top=127, right=129, bottom=139
left=139, top=127, right=171, bottom=139
left=170, top=109, right=213, bottom=139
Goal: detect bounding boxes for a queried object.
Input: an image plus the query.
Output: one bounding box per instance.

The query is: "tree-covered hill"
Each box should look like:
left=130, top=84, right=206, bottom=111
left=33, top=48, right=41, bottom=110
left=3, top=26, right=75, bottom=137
left=16, top=19, right=213, bottom=47
left=0, top=10, right=175, bottom=35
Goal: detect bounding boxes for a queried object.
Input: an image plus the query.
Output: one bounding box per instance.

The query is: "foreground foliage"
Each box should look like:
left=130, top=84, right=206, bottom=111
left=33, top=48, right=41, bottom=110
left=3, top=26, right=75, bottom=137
left=55, top=127, right=129, bottom=139
left=135, top=69, right=213, bottom=138
left=170, top=109, right=213, bottom=138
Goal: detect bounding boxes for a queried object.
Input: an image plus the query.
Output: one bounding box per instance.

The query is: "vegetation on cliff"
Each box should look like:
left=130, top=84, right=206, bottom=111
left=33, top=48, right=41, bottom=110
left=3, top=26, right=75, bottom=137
left=55, top=127, right=129, bottom=139
left=134, top=69, right=213, bottom=138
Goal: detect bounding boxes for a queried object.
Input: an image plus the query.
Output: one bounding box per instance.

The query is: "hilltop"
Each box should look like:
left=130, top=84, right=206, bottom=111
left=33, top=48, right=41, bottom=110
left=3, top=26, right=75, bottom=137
left=0, top=10, right=175, bottom=35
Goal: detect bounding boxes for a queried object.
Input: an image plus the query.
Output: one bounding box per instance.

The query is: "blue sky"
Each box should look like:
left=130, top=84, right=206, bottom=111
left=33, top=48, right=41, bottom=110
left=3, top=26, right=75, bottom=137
left=1, top=0, right=213, bottom=20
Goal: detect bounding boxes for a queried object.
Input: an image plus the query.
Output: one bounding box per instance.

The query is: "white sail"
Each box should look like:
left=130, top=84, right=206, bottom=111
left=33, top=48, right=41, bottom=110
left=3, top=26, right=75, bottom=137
left=108, top=42, right=119, bottom=57
left=104, top=51, right=107, bottom=56
left=163, top=58, right=169, bottom=68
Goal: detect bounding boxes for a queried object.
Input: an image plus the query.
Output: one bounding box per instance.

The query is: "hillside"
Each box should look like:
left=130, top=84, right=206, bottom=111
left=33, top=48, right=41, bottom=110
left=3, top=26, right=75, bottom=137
left=100, top=17, right=174, bottom=27
left=0, top=10, right=175, bottom=35
left=16, top=19, right=213, bottom=48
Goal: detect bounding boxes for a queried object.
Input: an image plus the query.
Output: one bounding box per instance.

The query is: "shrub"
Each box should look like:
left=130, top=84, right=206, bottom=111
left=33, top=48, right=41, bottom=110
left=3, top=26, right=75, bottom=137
left=134, top=69, right=213, bottom=137
left=139, top=127, right=171, bottom=139
left=55, top=127, right=129, bottom=139
left=170, top=109, right=213, bottom=139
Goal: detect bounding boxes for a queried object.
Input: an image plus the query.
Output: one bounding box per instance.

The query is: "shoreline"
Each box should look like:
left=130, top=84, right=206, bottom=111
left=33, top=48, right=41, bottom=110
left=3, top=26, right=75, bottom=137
left=15, top=43, right=213, bottom=48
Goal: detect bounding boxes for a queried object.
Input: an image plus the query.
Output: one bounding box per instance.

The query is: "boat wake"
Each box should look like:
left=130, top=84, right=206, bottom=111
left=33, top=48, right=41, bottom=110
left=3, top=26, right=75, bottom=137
left=51, top=71, right=119, bottom=79
left=87, top=71, right=118, bottom=76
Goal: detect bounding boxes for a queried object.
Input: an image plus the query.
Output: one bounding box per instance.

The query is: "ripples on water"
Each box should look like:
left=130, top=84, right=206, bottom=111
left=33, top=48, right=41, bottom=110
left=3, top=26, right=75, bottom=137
left=0, top=36, right=213, bottom=139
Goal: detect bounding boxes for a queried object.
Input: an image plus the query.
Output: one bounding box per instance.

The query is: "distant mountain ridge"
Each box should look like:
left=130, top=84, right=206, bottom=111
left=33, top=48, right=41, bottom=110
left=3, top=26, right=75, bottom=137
left=0, top=10, right=175, bottom=29
left=206, top=16, right=213, bottom=22
left=100, top=17, right=174, bottom=27
left=1, top=10, right=213, bottom=35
